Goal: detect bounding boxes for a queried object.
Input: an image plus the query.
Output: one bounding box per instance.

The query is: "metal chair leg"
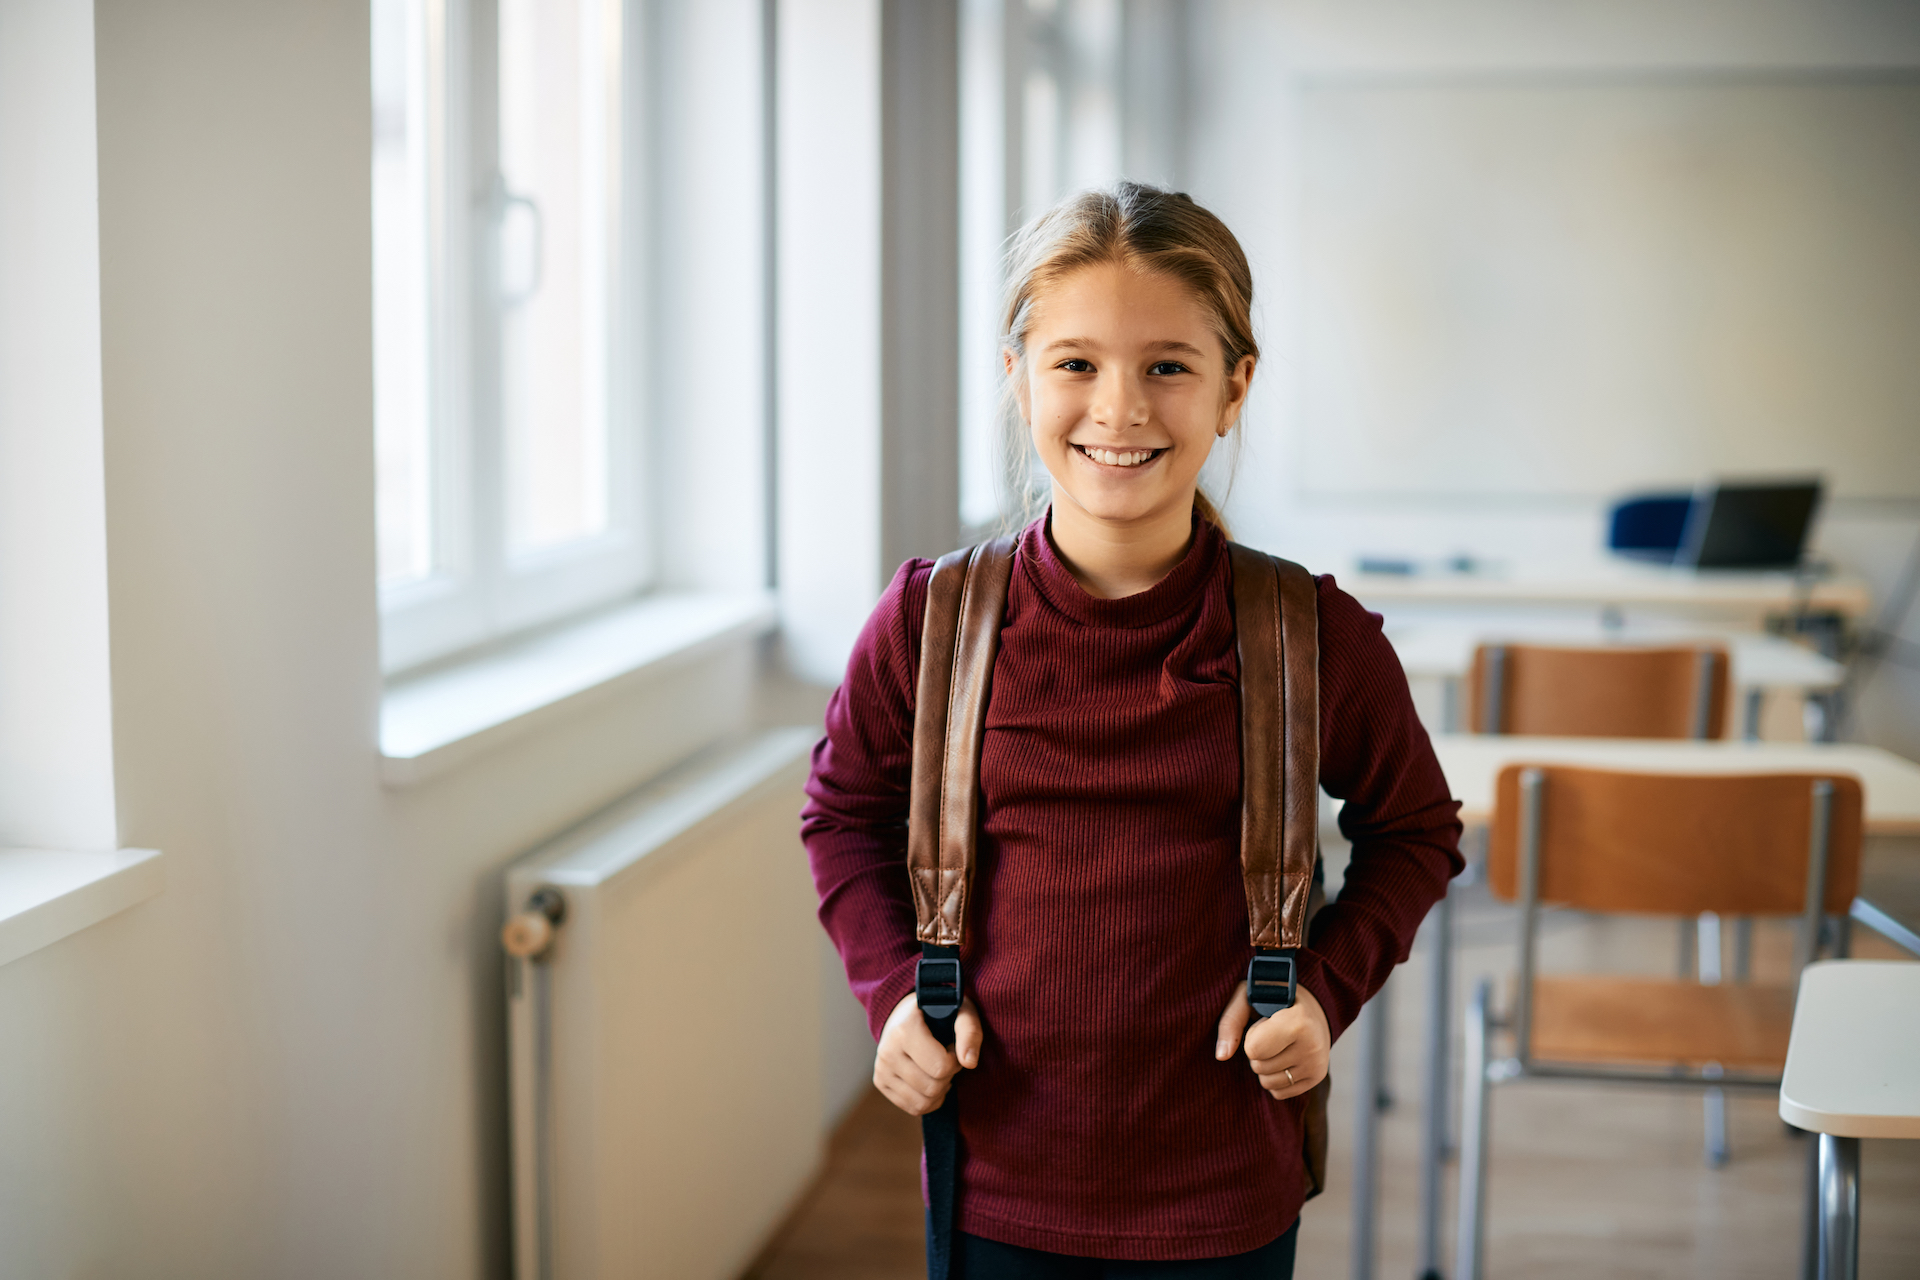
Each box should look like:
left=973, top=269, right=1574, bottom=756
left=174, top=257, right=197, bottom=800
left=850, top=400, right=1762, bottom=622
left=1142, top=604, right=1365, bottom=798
left=1417, top=886, right=1453, bottom=1280
left=1703, top=1077, right=1728, bottom=1169
left=1801, top=1127, right=1820, bottom=1280
left=1455, top=978, right=1494, bottom=1280
left=1820, top=1134, right=1861, bottom=1280
left=1351, top=994, right=1384, bottom=1280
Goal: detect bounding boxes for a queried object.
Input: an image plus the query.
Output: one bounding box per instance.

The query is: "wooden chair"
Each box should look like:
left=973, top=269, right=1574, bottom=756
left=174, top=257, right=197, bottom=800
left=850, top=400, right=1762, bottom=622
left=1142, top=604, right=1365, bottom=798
left=1467, top=643, right=1731, bottom=739
left=1454, top=765, right=1863, bottom=1280
left=1468, top=642, right=1746, bottom=995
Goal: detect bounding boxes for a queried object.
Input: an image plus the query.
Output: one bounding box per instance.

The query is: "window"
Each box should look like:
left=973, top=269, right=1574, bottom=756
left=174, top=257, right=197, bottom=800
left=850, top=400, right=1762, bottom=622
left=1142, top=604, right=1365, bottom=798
left=373, top=0, right=645, bottom=674
left=958, top=0, right=1127, bottom=531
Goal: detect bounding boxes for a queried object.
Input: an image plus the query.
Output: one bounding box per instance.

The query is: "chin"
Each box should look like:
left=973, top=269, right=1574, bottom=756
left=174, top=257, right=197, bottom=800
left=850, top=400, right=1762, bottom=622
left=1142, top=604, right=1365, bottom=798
left=1062, top=489, right=1175, bottom=526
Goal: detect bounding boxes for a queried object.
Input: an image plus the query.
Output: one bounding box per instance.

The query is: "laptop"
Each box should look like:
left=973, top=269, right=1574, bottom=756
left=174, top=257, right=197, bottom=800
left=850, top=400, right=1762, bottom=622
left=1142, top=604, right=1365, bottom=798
left=1678, top=479, right=1822, bottom=571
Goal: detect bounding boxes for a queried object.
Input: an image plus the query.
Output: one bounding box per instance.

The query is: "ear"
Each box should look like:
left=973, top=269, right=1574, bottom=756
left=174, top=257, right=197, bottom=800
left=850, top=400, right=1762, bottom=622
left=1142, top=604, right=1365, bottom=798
left=1218, top=354, right=1256, bottom=434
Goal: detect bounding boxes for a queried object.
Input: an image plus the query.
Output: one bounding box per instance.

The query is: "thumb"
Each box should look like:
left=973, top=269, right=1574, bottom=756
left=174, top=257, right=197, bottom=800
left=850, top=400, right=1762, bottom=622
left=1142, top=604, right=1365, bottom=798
left=954, top=998, right=985, bottom=1069
left=1216, top=981, right=1253, bottom=1061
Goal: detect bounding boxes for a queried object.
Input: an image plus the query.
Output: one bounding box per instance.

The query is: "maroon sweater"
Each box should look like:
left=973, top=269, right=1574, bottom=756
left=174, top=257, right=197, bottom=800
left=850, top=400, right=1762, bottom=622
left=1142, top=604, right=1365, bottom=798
left=801, top=514, right=1462, bottom=1259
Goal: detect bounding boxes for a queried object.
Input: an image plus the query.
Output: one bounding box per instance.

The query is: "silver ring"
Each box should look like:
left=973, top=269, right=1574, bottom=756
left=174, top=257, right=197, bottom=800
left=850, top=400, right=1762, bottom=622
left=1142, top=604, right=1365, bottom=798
left=1285, top=1067, right=1295, bottom=1086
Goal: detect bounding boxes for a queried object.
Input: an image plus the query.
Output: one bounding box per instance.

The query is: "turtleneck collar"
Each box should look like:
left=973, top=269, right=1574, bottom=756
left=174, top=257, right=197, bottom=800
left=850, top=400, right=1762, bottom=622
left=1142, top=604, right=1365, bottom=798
left=1019, top=506, right=1225, bottom=629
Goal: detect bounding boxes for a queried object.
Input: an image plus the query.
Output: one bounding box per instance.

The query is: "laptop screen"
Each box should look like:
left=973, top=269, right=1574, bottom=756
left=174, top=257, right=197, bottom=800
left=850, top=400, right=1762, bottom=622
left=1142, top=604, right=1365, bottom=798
left=1681, top=480, right=1821, bottom=570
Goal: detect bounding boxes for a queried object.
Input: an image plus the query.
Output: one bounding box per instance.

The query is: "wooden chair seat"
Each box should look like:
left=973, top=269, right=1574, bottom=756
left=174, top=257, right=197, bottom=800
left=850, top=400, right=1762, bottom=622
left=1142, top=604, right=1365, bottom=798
left=1529, top=976, right=1795, bottom=1071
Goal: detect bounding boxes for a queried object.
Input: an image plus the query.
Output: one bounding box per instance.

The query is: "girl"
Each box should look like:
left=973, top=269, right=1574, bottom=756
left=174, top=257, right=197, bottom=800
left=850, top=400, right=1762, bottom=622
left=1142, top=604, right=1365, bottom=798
left=802, top=182, right=1461, bottom=1277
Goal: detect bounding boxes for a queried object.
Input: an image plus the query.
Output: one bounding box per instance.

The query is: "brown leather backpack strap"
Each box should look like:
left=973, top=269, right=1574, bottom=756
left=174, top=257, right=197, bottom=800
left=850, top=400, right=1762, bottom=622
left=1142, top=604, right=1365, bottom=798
left=905, top=537, right=1018, bottom=948
left=907, top=548, right=969, bottom=944
left=907, top=538, right=1016, bottom=1280
left=1229, top=543, right=1321, bottom=1013
left=1229, top=543, right=1286, bottom=946
left=1275, top=555, right=1320, bottom=949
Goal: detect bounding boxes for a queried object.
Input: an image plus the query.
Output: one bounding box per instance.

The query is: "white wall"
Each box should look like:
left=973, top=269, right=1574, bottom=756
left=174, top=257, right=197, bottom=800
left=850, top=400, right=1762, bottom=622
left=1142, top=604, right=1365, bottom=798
left=1296, top=81, right=1920, bottom=503
left=1185, top=0, right=1920, bottom=756
left=0, top=2, right=853, bottom=1277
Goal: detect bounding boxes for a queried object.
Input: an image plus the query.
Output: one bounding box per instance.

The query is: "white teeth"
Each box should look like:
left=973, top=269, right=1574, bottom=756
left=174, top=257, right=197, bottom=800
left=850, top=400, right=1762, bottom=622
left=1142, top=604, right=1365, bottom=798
left=1079, top=445, right=1157, bottom=467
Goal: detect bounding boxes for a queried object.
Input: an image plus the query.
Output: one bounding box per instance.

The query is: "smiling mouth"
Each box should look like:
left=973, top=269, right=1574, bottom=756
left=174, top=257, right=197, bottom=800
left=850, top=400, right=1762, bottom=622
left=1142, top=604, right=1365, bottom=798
left=1073, top=444, right=1167, bottom=469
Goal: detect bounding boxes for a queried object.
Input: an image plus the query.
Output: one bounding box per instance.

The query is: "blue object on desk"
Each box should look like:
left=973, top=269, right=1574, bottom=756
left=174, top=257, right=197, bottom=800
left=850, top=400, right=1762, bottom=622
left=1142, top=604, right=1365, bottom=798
left=1607, top=492, right=1693, bottom=563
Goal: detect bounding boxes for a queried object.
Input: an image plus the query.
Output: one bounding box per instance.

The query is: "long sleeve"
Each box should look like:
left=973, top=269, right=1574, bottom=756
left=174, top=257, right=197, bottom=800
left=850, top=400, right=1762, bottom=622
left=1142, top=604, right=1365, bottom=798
left=1292, top=575, right=1465, bottom=1042
left=800, top=558, right=934, bottom=1041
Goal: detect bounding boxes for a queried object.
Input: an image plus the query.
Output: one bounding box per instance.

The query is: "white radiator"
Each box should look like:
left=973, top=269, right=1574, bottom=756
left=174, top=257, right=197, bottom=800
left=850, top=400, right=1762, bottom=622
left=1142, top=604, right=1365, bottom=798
left=504, top=728, right=830, bottom=1280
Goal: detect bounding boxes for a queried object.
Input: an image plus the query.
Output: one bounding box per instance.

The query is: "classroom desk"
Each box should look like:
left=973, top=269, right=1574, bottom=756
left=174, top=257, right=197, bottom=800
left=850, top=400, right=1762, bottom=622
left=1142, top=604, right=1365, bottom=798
left=1392, top=736, right=1920, bottom=1280
left=1347, top=563, right=1873, bottom=622
left=1387, top=625, right=1845, bottom=737
left=1387, top=625, right=1843, bottom=690
left=1778, top=962, right=1920, bottom=1280
left=1431, top=736, right=1920, bottom=833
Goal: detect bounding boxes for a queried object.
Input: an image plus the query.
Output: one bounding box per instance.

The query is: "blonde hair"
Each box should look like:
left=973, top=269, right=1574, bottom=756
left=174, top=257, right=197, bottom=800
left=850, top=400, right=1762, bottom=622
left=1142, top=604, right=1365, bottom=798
left=997, top=181, right=1259, bottom=534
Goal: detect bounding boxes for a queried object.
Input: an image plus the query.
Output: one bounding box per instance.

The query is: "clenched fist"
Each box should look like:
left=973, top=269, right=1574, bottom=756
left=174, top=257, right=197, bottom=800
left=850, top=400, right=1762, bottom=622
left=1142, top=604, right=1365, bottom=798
left=1214, top=979, right=1331, bottom=1100
left=874, top=990, right=984, bottom=1116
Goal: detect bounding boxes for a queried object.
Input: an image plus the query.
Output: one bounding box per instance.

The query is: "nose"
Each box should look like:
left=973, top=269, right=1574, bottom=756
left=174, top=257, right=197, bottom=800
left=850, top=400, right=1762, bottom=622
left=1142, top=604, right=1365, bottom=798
left=1089, top=366, right=1149, bottom=432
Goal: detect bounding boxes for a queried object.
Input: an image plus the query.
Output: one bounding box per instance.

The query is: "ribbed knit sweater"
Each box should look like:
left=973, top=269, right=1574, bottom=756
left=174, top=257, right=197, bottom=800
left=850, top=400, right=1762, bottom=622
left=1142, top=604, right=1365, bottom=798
left=801, top=513, right=1463, bottom=1260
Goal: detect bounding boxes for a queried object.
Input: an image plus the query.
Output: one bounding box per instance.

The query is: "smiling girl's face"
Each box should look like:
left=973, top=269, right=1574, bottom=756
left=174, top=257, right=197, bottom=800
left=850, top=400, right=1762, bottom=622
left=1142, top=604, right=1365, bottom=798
left=1009, top=262, right=1254, bottom=540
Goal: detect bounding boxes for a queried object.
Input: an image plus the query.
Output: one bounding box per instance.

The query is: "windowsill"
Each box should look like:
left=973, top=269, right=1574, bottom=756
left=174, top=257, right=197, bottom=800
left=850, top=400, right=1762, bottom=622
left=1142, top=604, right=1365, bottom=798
left=0, top=847, right=165, bottom=969
left=379, top=590, right=778, bottom=787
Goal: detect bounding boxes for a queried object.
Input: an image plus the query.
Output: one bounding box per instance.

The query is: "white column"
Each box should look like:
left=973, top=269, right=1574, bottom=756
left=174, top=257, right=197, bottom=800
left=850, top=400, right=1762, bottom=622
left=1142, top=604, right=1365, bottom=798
left=776, top=0, right=884, bottom=683
left=776, top=0, right=961, bottom=684
left=0, top=0, right=118, bottom=852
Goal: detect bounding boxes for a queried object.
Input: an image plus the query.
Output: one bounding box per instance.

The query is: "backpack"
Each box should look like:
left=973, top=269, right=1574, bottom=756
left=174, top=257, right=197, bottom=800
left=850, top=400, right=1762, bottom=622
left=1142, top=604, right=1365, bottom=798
left=905, top=535, right=1329, bottom=1279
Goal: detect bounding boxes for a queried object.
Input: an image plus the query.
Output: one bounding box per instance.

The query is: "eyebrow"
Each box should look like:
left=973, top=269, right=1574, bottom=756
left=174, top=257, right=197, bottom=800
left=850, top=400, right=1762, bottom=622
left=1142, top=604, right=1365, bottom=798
left=1041, top=338, right=1210, bottom=358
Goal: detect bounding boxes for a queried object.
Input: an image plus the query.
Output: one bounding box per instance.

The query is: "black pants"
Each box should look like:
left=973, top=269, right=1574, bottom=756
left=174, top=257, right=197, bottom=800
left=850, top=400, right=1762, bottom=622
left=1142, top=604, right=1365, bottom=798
left=955, top=1220, right=1298, bottom=1280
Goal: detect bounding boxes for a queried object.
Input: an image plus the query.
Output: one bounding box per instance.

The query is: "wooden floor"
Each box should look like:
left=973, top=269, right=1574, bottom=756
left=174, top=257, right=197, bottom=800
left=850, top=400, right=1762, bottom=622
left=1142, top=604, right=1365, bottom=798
left=747, top=873, right=1920, bottom=1279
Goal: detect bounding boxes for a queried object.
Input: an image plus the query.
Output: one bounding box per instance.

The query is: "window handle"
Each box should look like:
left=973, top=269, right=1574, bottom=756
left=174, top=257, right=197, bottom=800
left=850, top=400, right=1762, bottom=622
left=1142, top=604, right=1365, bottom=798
left=497, top=184, right=544, bottom=306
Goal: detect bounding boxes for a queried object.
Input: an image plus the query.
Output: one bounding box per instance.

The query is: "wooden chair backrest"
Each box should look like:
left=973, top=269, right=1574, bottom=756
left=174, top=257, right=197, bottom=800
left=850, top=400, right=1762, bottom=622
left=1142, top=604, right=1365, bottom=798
left=1487, top=765, right=1863, bottom=915
left=1467, top=643, right=1729, bottom=739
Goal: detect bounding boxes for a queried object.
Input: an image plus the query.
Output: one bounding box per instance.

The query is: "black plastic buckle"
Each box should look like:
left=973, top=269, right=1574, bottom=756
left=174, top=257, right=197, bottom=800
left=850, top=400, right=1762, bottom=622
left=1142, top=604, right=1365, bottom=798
left=1247, top=950, right=1297, bottom=1018
left=916, top=951, right=964, bottom=1045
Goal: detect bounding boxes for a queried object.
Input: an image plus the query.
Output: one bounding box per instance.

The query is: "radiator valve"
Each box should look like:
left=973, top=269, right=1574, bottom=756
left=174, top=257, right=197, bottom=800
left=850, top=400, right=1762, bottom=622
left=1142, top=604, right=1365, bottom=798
left=502, top=887, right=567, bottom=961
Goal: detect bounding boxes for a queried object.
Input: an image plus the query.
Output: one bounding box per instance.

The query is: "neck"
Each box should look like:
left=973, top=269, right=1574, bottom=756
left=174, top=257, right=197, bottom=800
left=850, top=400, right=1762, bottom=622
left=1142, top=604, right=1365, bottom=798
left=1046, top=489, right=1197, bottom=599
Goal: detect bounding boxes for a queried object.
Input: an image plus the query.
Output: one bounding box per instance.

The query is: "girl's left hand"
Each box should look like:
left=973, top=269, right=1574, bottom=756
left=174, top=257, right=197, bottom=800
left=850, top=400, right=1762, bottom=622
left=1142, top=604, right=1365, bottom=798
left=1213, top=979, right=1331, bottom=1101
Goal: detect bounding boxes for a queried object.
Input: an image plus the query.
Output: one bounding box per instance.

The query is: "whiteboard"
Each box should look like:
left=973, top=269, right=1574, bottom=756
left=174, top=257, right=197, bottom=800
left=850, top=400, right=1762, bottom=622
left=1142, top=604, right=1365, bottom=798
left=1298, top=77, right=1920, bottom=501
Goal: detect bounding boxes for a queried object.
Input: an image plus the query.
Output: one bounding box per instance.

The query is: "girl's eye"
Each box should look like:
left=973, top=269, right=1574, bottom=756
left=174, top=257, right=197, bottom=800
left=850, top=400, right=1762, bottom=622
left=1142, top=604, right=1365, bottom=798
left=1149, top=361, right=1191, bottom=376
left=1056, top=358, right=1094, bottom=373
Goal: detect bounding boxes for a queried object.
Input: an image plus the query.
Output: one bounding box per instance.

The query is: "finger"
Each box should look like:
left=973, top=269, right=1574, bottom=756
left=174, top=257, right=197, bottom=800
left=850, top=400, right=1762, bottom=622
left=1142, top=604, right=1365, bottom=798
left=1249, top=1052, right=1321, bottom=1083
left=953, top=999, right=985, bottom=1070
left=897, top=1008, right=963, bottom=1081
left=1254, top=1060, right=1326, bottom=1100
left=874, top=1062, right=928, bottom=1114
left=881, top=1049, right=951, bottom=1102
left=1251, top=1046, right=1328, bottom=1092
left=878, top=1073, right=942, bottom=1116
left=1263, top=1074, right=1322, bottom=1101
left=1249, top=1035, right=1327, bottom=1079
left=878, top=1061, right=949, bottom=1113
left=1243, top=1004, right=1308, bottom=1061
left=1251, top=1049, right=1323, bottom=1082
left=1215, top=981, right=1253, bottom=1061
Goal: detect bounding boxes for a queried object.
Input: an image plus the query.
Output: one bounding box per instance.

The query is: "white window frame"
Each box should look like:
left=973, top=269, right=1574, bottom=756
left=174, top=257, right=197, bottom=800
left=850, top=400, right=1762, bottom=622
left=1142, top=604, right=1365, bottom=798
left=377, top=0, right=651, bottom=676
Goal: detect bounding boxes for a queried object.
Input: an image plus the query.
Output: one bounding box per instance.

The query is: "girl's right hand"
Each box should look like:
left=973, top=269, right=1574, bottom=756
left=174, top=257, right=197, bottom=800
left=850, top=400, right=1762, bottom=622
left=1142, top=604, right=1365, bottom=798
left=874, top=989, right=984, bottom=1116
